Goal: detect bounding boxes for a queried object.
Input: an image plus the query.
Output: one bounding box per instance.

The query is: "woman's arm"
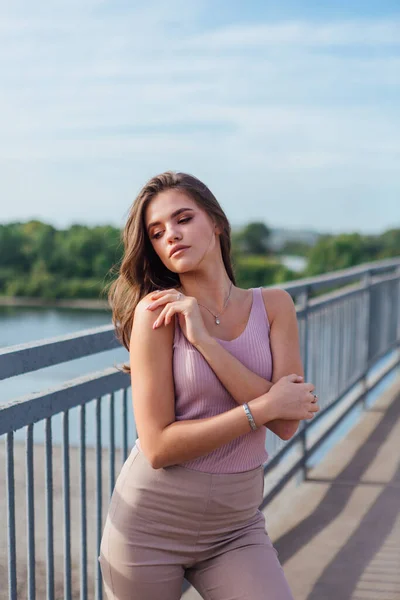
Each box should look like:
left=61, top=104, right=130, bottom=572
left=130, top=295, right=277, bottom=469
left=151, top=397, right=273, bottom=469
left=192, top=337, right=273, bottom=403
left=194, top=288, right=304, bottom=440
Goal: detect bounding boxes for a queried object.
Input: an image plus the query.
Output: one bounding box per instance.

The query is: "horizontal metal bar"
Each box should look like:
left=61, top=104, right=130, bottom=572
left=0, top=324, right=120, bottom=381
left=293, top=283, right=364, bottom=319
left=274, top=257, right=400, bottom=296
left=0, top=368, right=130, bottom=435
left=368, top=271, right=400, bottom=289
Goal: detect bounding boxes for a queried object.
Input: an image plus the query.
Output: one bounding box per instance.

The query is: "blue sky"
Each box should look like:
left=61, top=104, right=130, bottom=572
left=1, top=1, right=399, bottom=234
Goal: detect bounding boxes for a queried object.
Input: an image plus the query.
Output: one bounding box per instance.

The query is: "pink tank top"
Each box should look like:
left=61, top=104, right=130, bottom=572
left=136, top=286, right=272, bottom=473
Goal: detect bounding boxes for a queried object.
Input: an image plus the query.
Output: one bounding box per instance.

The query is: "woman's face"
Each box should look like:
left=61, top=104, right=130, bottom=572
left=144, top=189, right=220, bottom=273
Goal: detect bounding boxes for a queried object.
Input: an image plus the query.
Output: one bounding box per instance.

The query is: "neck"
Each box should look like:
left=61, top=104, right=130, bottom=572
left=177, top=274, right=234, bottom=314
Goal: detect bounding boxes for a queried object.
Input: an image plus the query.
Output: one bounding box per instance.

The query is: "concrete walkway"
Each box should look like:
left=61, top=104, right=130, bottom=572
left=184, top=375, right=400, bottom=600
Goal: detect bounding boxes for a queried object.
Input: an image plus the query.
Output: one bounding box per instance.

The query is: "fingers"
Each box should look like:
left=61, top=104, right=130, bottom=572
left=286, top=373, right=304, bottom=382
left=288, top=379, right=314, bottom=392
left=149, top=288, right=169, bottom=298
left=153, top=305, right=179, bottom=329
left=152, top=306, right=170, bottom=329
left=152, top=307, right=165, bottom=329
left=163, top=307, right=175, bottom=326
left=146, top=291, right=181, bottom=312
left=149, top=288, right=177, bottom=300
left=307, top=401, right=320, bottom=422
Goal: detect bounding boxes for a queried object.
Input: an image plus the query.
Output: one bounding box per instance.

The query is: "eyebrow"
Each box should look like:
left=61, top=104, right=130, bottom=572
left=146, top=207, right=195, bottom=233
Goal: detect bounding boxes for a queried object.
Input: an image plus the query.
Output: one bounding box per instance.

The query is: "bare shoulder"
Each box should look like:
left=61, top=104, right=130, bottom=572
left=260, top=287, right=296, bottom=326
left=134, top=292, right=156, bottom=316
left=130, top=292, right=174, bottom=347
left=129, top=292, right=176, bottom=466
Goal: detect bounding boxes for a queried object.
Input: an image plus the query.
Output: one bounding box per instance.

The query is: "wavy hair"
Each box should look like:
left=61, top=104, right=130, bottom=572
left=107, top=170, right=236, bottom=374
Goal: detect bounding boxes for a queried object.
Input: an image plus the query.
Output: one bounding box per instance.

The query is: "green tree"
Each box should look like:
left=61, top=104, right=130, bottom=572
left=379, top=229, right=400, bottom=258
left=234, top=255, right=296, bottom=288
left=21, top=220, right=57, bottom=268
left=235, top=222, right=271, bottom=255
left=306, top=232, right=381, bottom=276
left=277, top=240, right=312, bottom=257
left=0, top=223, right=30, bottom=272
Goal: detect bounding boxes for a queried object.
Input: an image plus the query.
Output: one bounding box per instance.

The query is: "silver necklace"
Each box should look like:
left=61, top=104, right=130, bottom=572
left=197, top=281, right=233, bottom=325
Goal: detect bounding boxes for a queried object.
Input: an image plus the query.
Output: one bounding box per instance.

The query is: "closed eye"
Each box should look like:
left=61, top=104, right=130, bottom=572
left=152, top=217, right=192, bottom=239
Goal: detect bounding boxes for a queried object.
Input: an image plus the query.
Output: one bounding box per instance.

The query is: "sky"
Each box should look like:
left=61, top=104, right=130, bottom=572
left=1, top=0, right=399, bottom=235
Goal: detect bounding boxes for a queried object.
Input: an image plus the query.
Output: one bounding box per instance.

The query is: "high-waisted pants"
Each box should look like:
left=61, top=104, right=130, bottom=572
left=98, top=445, right=294, bottom=600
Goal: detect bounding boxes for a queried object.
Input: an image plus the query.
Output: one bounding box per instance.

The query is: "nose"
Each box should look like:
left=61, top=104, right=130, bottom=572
left=165, top=224, right=181, bottom=244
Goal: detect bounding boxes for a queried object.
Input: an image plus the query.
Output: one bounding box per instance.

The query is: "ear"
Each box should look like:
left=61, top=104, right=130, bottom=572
left=214, top=222, right=222, bottom=235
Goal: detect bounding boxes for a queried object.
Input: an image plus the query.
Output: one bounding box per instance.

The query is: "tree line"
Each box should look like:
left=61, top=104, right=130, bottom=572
left=0, top=220, right=398, bottom=301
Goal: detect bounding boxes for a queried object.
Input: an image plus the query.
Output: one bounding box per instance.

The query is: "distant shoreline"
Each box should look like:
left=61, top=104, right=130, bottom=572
left=0, top=295, right=110, bottom=310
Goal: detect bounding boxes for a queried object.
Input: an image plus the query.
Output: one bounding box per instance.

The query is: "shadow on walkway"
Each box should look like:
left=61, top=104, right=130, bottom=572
left=274, top=392, right=400, bottom=599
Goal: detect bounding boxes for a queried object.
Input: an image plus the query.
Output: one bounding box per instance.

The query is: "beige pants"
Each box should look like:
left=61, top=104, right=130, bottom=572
left=99, top=445, right=294, bottom=600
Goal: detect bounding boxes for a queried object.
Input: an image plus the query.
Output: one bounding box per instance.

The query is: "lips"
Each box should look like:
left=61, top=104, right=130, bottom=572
left=169, top=245, right=190, bottom=258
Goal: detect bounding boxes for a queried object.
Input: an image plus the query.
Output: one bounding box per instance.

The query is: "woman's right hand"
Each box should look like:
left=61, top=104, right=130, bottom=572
left=264, top=374, right=319, bottom=421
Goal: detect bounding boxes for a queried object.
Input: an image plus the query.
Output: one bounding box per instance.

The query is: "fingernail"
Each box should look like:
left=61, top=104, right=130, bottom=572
left=153, top=321, right=158, bottom=329
left=146, top=303, right=153, bottom=309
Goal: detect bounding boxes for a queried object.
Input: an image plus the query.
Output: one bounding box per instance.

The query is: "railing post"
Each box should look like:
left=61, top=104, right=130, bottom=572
left=45, top=417, right=55, bottom=600
left=396, top=266, right=400, bottom=373
left=95, top=397, right=103, bottom=600
left=6, top=432, right=17, bottom=600
left=361, top=271, right=372, bottom=410
left=298, top=286, right=309, bottom=483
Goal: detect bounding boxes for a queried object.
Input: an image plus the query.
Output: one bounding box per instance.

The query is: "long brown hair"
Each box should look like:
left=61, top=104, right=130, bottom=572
left=107, top=170, right=236, bottom=374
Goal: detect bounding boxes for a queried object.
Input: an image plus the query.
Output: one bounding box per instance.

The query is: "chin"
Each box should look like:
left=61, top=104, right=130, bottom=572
left=175, top=264, right=194, bottom=274
left=167, top=254, right=196, bottom=271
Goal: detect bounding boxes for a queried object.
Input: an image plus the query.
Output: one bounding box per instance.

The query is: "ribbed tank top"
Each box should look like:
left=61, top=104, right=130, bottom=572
left=135, top=286, right=272, bottom=473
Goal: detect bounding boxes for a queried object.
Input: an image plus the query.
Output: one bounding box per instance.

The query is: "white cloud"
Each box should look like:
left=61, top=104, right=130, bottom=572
left=0, top=3, right=399, bottom=232
left=182, top=19, right=400, bottom=49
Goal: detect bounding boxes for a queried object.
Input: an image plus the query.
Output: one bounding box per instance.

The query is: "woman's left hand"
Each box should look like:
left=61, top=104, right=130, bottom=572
left=145, top=288, right=211, bottom=348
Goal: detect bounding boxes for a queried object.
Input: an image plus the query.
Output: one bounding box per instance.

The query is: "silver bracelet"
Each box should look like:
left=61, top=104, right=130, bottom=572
left=243, top=403, right=258, bottom=431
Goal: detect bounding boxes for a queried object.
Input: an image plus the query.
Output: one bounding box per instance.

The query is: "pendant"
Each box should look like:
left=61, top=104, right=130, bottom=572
left=215, top=318, right=220, bottom=325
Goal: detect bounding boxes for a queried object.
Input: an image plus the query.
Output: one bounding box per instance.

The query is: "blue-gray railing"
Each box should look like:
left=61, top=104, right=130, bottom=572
left=0, top=256, right=399, bottom=600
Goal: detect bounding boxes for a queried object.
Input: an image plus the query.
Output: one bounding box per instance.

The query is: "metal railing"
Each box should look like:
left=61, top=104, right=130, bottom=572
left=0, top=257, right=399, bottom=600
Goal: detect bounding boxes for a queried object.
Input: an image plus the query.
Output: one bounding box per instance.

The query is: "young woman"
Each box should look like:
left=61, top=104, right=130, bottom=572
left=99, top=171, right=319, bottom=600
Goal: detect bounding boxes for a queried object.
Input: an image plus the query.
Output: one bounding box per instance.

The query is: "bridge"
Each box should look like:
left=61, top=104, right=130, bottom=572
left=1, top=257, right=399, bottom=600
